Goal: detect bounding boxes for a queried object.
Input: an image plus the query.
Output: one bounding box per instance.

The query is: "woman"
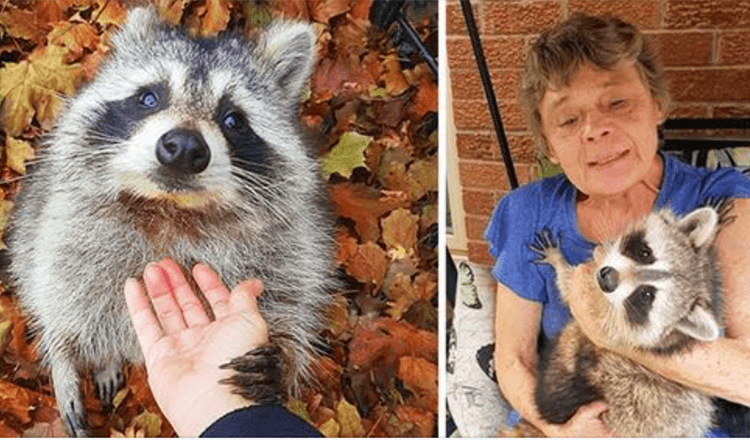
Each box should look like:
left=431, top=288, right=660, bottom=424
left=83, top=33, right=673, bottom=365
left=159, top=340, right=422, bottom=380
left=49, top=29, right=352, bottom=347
left=486, top=14, right=750, bottom=436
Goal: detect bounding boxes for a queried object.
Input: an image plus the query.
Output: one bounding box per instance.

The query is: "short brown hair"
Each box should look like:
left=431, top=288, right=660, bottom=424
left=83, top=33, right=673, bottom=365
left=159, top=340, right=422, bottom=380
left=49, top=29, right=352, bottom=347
left=520, top=14, right=669, bottom=157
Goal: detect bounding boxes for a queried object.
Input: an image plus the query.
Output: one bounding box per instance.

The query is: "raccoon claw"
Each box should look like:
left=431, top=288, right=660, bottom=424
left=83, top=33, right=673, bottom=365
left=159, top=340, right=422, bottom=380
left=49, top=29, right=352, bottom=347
left=529, top=229, right=558, bottom=261
left=219, top=344, right=286, bottom=405
left=94, top=367, right=124, bottom=410
left=62, top=399, right=89, bottom=437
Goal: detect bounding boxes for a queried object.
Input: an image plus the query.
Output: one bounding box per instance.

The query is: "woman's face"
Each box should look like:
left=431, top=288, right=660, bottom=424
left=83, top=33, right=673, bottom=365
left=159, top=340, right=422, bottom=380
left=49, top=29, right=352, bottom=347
left=539, top=62, right=664, bottom=197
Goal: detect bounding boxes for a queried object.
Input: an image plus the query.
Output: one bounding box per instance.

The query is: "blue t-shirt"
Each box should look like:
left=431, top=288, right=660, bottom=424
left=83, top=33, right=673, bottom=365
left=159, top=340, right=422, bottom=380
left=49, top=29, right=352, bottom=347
left=485, top=153, right=750, bottom=436
left=486, top=152, right=750, bottom=341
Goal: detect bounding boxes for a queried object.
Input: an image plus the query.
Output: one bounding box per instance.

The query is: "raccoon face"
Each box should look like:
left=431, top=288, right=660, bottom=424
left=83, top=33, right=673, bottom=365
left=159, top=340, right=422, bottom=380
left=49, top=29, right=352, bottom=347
left=63, top=8, right=317, bottom=214
left=595, top=207, right=723, bottom=349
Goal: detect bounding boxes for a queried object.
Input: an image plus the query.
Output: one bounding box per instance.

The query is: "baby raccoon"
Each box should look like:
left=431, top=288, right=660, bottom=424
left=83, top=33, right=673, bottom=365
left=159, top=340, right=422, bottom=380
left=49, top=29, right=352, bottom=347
left=5, top=7, right=334, bottom=436
left=510, top=206, right=726, bottom=437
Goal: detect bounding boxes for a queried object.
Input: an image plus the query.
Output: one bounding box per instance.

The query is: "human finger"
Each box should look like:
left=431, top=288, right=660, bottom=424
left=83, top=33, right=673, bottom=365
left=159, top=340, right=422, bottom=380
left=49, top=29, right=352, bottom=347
left=229, top=279, right=264, bottom=315
left=124, top=278, right=164, bottom=355
left=192, top=263, right=231, bottom=319
left=156, top=258, right=210, bottom=327
left=143, top=263, right=187, bottom=334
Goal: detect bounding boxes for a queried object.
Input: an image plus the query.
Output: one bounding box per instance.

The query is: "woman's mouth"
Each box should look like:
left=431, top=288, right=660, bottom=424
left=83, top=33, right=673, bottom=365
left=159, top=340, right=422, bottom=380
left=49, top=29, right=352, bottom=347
left=589, top=150, right=629, bottom=168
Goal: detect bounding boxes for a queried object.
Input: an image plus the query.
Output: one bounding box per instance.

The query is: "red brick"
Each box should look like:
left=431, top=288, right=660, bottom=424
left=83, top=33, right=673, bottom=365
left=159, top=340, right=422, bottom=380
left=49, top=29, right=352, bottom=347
left=462, top=189, right=500, bottom=216
left=468, top=240, right=494, bottom=265
left=668, top=103, right=710, bottom=118
left=450, top=68, right=522, bottom=105
left=647, top=31, right=713, bottom=67
left=458, top=160, right=533, bottom=191
left=447, top=1, right=468, bottom=36
left=459, top=160, right=512, bottom=190
left=485, top=1, right=562, bottom=35
left=447, top=36, right=525, bottom=71
left=456, top=131, right=537, bottom=163
left=465, top=215, right=491, bottom=240
left=665, top=1, right=750, bottom=29
left=453, top=100, right=526, bottom=132
left=667, top=68, right=750, bottom=102
left=569, top=0, right=659, bottom=30
left=718, top=31, right=750, bottom=65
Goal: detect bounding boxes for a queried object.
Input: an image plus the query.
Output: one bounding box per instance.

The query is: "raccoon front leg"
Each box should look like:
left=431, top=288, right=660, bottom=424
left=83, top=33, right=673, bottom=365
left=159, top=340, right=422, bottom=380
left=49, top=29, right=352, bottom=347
left=218, top=343, right=287, bottom=405
left=529, top=230, right=570, bottom=275
left=93, top=361, right=124, bottom=411
left=51, top=357, right=88, bottom=436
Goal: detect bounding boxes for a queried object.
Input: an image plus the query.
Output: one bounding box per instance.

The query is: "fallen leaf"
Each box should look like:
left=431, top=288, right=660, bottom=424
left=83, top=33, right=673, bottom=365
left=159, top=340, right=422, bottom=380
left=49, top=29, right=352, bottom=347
left=381, top=54, right=409, bottom=96
left=22, top=417, right=67, bottom=437
left=47, top=21, right=100, bottom=63
left=348, top=317, right=437, bottom=370
left=346, top=241, right=388, bottom=287
left=381, top=208, right=419, bottom=252
left=155, top=0, right=187, bottom=25
left=322, top=131, right=371, bottom=179
left=398, top=356, right=437, bottom=411
left=5, top=137, right=33, bottom=175
left=0, top=7, right=49, bottom=44
left=318, top=417, right=339, bottom=437
left=396, top=405, right=434, bottom=437
left=94, top=0, right=128, bottom=26
left=132, top=409, right=161, bottom=438
left=337, top=398, right=365, bottom=437
left=328, top=183, right=409, bottom=242
left=310, top=0, right=350, bottom=23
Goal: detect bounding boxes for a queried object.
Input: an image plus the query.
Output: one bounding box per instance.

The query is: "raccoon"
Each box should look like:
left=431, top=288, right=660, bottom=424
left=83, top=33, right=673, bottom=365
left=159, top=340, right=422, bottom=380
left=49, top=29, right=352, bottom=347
left=508, top=206, right=726, bottom=437
left=5, top=7, right=334, bottom=436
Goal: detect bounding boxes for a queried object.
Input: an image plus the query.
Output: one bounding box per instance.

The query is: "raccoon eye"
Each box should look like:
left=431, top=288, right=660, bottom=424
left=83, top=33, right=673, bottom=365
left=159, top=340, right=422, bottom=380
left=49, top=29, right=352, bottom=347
left=139, top=91, right=159, bottom=108
left=222, top=112, right=244, bottom=130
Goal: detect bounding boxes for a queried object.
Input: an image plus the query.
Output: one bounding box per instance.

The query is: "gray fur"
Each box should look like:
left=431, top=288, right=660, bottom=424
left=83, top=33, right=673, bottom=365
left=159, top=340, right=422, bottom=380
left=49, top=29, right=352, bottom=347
left=513, top=207, right=724, bottom=437
left=6, top=7, right=333, bottom=436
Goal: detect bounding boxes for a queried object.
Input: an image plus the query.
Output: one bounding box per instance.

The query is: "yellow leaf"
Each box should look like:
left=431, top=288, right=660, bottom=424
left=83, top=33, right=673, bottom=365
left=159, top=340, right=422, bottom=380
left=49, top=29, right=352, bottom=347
left=381, top=208, right=419, bottom=251
left=132, top=409, right=161, bottom=437
left=0, top=45, right=83, bottom=136
left=336, top=398, right=364, bottom=437
left=318, top=417, right=340, bottom=437
left=5, top=137, right=33, bottom=174
left=322, top=131, right=371, bottom=180
left=287, top=398, right=313, bottom=424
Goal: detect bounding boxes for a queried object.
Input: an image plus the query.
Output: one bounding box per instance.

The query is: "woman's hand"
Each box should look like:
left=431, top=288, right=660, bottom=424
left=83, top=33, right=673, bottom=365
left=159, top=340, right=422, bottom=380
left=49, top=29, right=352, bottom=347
left=124, top=258, right=268, bottom=437
left=544, top=401, right=614, bottom=437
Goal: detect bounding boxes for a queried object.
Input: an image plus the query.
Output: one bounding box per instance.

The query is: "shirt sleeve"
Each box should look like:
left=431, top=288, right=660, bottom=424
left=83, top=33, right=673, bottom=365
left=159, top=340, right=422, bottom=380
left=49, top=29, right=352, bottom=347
left=200, top=405, right=323, bottom=437
left=485, top=190, right=548, bottom=303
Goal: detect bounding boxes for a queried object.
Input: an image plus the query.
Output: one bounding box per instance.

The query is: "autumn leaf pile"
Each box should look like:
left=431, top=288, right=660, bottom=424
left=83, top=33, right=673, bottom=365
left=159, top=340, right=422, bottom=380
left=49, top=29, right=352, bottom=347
left=0, top=0, right=437, bottom=437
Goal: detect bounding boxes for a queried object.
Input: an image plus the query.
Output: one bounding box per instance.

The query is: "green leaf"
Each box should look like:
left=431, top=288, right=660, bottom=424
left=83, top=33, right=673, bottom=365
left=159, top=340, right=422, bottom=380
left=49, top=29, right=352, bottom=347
left=321, top=132, right=371, bottom=180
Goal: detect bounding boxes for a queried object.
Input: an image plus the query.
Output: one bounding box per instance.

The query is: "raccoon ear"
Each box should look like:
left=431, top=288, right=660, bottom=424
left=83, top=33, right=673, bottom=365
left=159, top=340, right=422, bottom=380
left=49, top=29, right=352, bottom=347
left=112, top=7, right=165, bottom=50
left=675, top=302, right=722, bottom=342
left=676, top=207, right=719, bottom=248
left=255, top=22, right=317, bottom=98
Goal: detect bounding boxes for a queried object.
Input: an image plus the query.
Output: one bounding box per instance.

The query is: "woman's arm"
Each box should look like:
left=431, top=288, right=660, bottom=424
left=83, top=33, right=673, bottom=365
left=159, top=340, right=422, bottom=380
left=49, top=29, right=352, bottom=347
left=569, top=198, right=750, bottom=406
left=494, top=282, right=612, bottom=437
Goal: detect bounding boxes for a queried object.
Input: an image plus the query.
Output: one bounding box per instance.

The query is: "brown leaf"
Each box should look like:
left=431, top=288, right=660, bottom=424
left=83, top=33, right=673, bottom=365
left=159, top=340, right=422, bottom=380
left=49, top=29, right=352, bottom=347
left=334, top=228, right=359, bottom=266
left=348, top=317, right=437, bottom=370
left=346, top=241, right=388, bottom=287
left=409, top=75, right=438, bottom=120
left=0, top=7, right=49, bottom=44
left=48, top=21, right=101, bottom=63
left=0, top=379, right=55, bottom=424
left=381, top=54, right=409, bottom=96
left=155, top=0, right=187, bottom=25
left=398, top=356, right=437, bottom=411
left=310, top=0, right=350, bottom=23
left=381, top=208, right=419, bottom=252
left=395, top=405, right=434, bottom=437
left=5, top=137, right=34, bottom=175
left=22, top=417, right=67, bottom=437
left=328, top=183, right=409, bottom=242
left=94, top=0, right=128, bottom=26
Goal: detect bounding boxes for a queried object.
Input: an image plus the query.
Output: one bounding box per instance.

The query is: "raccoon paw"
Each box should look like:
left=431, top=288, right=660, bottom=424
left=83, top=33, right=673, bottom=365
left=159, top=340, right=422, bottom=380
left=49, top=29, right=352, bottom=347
left=94, top=365, right=124, bottom=411
left=529, top=229, right=559, bottom=261
left=218, top=344, right=287, bottom=405
left=60, top=395, right=89, bottom=437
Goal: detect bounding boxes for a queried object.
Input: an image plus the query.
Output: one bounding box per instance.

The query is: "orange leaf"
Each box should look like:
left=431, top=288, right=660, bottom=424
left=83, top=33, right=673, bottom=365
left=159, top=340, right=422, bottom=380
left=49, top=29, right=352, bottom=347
left=348, top=317, right=437, bottom=370
left=409, top=76, right=438, bottom=120
left=381, top=208, right=419, bottom=251
left=310, top=0, right=350, bottom=23
left=155, top=0, right=187, bottom=25
left=346, top=241, right=388, bottom=287
left=48, top=21, right=101, bottom=63
left=328, top=183, right=409, bottom=242
left=94, top=0, right=128, bottom=26
left=0, top=7, right=49, bottom=44
left=398, top=356, right=437, bottom=411
left=198, top=0, right=232, bottom=37
left=381, top=54, right=409, bottom=96
left=395, top=405, right=435, bottom=437
left=335, top=228, right=359, bottom=266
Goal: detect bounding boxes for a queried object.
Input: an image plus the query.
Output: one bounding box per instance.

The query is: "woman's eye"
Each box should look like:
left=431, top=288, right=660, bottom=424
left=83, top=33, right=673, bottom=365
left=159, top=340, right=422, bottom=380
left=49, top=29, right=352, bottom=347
left=139, top=91, right=158, bottom=108
left=559, top=116, right=578, bottom=127
left=609, top=99, right=627, bottom=110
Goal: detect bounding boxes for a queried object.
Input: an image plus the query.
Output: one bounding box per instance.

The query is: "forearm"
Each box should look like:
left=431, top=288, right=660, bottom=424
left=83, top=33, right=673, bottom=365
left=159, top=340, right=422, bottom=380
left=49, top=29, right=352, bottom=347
left=495, top=352, right=561, bottom=437
left=623, top=336, right=750, bottom=407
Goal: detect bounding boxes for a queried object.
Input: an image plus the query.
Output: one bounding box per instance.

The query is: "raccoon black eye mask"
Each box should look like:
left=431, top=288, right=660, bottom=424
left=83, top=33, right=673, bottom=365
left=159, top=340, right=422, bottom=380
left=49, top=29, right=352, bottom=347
left=6, top=8, right=334, bottom=436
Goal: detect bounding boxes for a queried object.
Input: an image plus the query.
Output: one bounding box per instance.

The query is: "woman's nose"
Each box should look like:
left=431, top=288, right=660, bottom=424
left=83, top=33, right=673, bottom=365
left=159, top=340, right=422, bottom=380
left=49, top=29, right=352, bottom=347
left=583, top=111, right=611, bottom=142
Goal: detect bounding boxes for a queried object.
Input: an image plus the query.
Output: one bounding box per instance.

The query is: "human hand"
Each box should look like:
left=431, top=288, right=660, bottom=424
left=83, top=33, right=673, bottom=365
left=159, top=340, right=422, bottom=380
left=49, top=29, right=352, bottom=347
left=124, top=258, right=268, bottom=437
left=545, top=401, right=614, bottom=437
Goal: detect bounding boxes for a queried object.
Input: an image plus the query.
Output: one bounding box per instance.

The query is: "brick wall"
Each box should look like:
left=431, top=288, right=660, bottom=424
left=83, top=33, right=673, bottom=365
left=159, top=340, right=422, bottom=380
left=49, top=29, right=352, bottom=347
left=447, top=0, right=750, bottom=265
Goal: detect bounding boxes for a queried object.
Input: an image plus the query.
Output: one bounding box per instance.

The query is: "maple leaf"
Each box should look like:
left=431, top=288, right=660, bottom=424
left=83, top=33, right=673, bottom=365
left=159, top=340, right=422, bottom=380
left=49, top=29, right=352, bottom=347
left=0, top=45, right=83, bottom=136
left=5, top=137, right=33, bottom=175
left=381, top=208, right=419, bottom=251
left=337, top=398, right=365, bottom=437
left=322, top=131, right=371, bottom=179
left=155, top=0, right=187, bottom=25
left=309, top=0, right=351, bottom=23
left=345, top=241, right=388, bottom=287
left=94, top=0, right=128, bottom=26
left=47, top=21, right=100, bottom=63
left=195, top=0, right=232, bottom=37
left=328, top=183, right=410, bottom=242
left=348, top=318, right=437, bottom=370
left=0, top=7, right=49, bottom=44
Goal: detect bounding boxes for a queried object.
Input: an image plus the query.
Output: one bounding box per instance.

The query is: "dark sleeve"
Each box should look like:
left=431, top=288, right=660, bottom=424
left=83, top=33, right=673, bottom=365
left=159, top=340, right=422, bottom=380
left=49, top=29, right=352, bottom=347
left=200, top=404, right=323, bottom=437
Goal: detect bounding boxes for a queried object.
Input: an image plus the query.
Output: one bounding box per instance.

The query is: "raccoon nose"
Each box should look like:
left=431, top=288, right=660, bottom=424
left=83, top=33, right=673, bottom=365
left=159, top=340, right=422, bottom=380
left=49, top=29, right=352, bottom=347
left=156, top=129, right=210, bottom=174
left=597, top=266, right=619, bottom=293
